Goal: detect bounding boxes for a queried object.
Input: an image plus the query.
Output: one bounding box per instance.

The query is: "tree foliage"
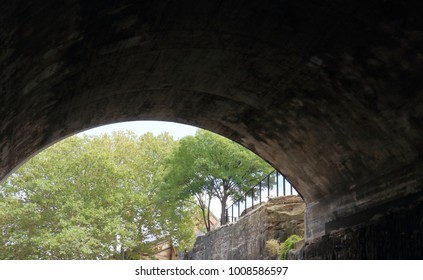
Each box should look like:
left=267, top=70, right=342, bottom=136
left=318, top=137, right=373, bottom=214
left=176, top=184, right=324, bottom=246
left=162, top=130, right=272, bottom=229
left=0, top=131, right=197, bottom=259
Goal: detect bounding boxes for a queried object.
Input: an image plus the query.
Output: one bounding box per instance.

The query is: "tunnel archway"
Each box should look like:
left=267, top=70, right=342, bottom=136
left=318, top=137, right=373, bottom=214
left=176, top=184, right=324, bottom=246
left=1, top=0, right=422, bottom=258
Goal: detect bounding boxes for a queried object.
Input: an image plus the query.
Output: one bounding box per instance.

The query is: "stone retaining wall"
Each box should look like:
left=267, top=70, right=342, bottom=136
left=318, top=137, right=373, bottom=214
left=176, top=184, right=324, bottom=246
left=190, top=196, right=305, bottom=260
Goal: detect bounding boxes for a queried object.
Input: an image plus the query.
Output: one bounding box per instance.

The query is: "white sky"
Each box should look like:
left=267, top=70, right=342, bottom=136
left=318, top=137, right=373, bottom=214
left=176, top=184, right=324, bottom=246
left=78, top=120, right=198, bottom=139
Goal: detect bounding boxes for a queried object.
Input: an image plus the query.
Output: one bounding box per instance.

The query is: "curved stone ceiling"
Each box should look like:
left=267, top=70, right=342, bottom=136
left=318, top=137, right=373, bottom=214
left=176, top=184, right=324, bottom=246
left=1, top=0, right=422, bottom=206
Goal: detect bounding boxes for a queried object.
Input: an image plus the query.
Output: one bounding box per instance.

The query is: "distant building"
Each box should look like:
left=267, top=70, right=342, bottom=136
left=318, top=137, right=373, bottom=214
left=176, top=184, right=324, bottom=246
left=142, top=211, right=220, bottom=260
left=142, top=239, right=178, bottom=260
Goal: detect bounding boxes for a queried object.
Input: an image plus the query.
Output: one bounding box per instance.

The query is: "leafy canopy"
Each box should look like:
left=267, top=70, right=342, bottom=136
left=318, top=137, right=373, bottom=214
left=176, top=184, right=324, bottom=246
left=0, top=131, right=197, bottom=259
left=162, top=129, right=272, bottom=228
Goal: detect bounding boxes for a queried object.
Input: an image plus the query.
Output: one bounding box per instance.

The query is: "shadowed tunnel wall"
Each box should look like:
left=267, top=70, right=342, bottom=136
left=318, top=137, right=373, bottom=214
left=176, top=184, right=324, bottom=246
left=1, top=0, right=422, bottom=259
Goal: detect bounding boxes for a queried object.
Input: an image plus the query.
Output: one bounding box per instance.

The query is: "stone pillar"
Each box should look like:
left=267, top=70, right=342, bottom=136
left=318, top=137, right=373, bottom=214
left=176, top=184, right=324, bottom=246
left=302, top=160, right=423, bottom=259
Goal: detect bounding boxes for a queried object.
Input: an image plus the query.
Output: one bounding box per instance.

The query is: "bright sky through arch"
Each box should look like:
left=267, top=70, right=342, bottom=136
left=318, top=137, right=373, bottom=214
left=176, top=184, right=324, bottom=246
left=78, top=121, right=198, bottom=139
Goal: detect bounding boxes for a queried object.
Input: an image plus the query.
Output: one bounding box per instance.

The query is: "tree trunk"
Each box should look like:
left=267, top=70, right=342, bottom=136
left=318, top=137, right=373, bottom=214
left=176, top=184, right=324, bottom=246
left=206, top=194, right=212, bottom=231
left=220, top=195, right=228, bottom=225
left=195, top=193, right=210, bottom=232
left=201, top=206, right=210, bottom=232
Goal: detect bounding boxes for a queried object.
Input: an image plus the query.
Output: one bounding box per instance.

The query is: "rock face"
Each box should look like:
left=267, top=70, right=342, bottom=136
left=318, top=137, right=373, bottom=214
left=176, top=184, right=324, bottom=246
left=190, top=196, right=305, bottom=260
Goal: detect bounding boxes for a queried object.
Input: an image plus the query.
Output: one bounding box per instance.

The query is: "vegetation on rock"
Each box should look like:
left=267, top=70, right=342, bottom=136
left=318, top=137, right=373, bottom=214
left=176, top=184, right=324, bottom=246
left=265, top=239, right=280, bottom=257
left=279, top=234, right=303, bottom=260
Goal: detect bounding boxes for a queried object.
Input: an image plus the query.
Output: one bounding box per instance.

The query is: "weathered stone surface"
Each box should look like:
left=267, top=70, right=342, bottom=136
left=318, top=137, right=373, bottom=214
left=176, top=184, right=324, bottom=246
left=190, top=196, right=305, bottom=260
left=299, top=191, right=423, bottom=259
left=305, top=159, right=423, bottom=240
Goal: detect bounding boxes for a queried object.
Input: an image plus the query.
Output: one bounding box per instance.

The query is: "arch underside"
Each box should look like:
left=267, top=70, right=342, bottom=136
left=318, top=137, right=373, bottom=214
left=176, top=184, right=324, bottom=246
left=1, top=0, right=422, bottom=246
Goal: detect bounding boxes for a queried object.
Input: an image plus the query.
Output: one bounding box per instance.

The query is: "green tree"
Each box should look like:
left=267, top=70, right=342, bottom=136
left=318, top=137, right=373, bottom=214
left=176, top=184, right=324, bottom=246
left=163, top=130, right=272, bottom=229
left=0, top=131, right=196, bottom=259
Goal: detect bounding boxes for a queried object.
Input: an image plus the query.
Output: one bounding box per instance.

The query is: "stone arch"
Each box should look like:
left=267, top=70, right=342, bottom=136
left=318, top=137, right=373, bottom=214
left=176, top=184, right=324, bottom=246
left=1, top=0, right=422, bottom=258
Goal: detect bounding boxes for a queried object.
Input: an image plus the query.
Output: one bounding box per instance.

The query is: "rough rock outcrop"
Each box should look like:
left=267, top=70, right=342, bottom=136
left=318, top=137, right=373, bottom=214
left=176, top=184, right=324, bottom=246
left=190, top=196, right=305, bottom=260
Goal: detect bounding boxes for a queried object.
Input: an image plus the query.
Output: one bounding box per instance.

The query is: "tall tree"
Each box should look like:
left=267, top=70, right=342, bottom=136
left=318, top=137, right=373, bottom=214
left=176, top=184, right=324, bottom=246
left=163, top=130, right=272, bottom=228
left=0, top=131, right=197, bottom=259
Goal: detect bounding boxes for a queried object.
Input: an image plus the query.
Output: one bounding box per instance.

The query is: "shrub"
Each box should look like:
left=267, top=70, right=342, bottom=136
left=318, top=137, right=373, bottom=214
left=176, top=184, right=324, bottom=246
left=279, top=235, right=303, bottom=260
left=265, top=239, right=280, bottom=257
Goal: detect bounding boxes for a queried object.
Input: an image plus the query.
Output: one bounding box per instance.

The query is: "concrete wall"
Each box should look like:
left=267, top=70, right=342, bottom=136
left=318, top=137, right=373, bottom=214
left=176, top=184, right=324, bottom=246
left=190, top=196, right=305, bottom=260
